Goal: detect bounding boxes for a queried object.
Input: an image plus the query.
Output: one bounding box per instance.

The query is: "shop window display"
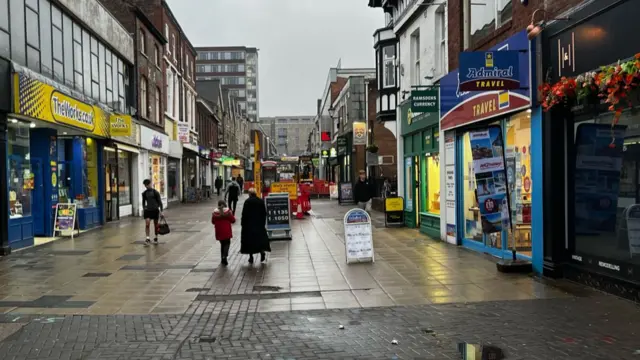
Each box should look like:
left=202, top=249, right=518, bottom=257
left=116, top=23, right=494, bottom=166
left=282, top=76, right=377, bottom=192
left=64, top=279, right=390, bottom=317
left=572, top=111, right=640, bottom=265
left=118, top=151, right=132, bottom=206
left=8, top=121, right=33, bottom=218
left=462, top=131, right=483, bottom=242
left=149, top=155, right=166, bottom=195
left=426, top=155, right=440, bottom=215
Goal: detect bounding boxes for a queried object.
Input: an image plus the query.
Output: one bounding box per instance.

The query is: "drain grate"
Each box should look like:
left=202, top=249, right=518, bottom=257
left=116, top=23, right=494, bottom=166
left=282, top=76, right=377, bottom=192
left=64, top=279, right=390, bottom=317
left=198, top=336, right=216, bottom=343
left=82, top=272, right=112, bottom=278
left=195, top=290, right=321, bottom=302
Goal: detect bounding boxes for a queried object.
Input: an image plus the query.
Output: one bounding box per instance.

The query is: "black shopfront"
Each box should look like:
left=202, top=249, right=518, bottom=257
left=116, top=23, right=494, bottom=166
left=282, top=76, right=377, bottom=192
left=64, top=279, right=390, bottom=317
left=542, top=0, right=640, bottom=301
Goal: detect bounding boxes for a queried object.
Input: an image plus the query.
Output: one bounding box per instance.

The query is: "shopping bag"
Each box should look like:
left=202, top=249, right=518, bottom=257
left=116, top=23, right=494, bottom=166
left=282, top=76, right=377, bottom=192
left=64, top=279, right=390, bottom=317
left=157, top=217, right=170, bottom=235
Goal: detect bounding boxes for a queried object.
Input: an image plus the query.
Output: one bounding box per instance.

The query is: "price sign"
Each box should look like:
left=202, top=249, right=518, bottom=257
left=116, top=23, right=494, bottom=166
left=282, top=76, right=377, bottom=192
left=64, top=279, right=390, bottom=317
left=265, top=193, right=291, bottom=232
left=344, top=208, right=374, bottom=264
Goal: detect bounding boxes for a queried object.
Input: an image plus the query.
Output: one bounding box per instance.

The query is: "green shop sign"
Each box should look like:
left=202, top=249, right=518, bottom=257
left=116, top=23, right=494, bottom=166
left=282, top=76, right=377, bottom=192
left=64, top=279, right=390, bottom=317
left=401, top=101, right=439, bottom=137
left=410, top=89, right=439, bottom=113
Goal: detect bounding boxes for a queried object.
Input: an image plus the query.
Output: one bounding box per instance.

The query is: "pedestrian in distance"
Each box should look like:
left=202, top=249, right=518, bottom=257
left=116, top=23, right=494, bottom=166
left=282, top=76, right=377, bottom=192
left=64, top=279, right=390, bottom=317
left=211, top=199, right=235, bottom=266
left=240, top=188, right=271, bottom=264
left=354, top=169, right=375, bottom=213
left=142, top=179, right=163, bottom=245
left=215, top=176, right=223, bottom=196
left=225, top=177, right=241, bottom=215
left=236, top=175, right=244, bottom=196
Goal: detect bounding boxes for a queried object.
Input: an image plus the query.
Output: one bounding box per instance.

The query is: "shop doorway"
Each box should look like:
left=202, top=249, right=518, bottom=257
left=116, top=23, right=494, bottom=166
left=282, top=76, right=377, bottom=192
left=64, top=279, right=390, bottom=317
left=104, top=147, right=119, bottom=222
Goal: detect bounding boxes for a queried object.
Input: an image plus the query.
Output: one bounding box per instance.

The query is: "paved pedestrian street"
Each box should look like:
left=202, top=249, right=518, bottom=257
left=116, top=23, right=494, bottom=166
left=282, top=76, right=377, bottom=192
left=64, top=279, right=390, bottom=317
left=0, top=197, right=638, bottom=359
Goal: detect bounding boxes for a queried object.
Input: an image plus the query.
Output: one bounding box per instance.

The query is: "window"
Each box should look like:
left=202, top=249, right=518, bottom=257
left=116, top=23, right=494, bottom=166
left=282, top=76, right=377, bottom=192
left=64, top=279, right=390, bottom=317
left=82, top=30, right=91, bottom=96
left=63, top=15, right=73, bottom=86
left=118, top=151, right=132, bottom=206
left=140, top=76, right=148, bottom=118
left=410, top=29, right=420, bottom=86
left=166, top=68, right=174, bottom=116
left=139, top=29, right=146, bottom=55
left=154, top=45, right=160, bottom=65
left=8, top=120, right=32, bottom=218
left=436, top=6, right=446, bottom=75
left=186, top=56, right=190, bottom=78
left=164, top=23, right=169, bottom=40
left=149, top=155, right=166, bottom=196
left=171, top=34, right=175, bottom=60
left=155, top=87, right=161, bottom=124
left=382, top=45, right=395, bottom=88
left=468, top=0, right=512, bottom=47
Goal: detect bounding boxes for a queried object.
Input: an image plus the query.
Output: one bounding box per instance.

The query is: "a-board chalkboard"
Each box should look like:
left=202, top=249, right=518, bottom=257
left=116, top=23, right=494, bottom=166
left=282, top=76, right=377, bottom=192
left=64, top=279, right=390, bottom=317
left=266, top=193, right=291, bottom=231
left=339, top=182, right=354, bottom=205
left=343, top=208, right=374, bottom=264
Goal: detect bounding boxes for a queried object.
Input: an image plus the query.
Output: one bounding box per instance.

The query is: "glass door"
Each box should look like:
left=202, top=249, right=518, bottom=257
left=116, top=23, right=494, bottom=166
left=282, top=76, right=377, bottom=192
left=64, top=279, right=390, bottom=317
left=414, top=155, right=421, bottom=226
left=104, top=148, right=119, bottom=222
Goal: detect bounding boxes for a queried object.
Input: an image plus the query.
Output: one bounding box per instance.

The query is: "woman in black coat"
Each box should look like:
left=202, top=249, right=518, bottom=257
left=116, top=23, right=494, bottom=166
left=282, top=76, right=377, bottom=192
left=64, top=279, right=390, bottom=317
left=241, top=188, right=271, bottom=264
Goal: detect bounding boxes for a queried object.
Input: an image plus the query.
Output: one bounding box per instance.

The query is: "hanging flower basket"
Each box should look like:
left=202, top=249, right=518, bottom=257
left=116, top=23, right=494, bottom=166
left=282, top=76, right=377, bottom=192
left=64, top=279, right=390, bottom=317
left=366, top=144, right=379, bottom=153
left=539, top=53, right=640, bottom=146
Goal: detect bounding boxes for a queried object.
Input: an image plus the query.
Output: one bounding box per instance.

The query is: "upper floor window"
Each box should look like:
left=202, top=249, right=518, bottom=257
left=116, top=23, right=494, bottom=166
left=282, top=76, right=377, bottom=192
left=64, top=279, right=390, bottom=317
left=410, top=29, right=420, bottom=86
left=436, top=5, right=446, bottom=75
left=139, top=29, right=146, bottom=55
left=468, top=0, right=512, bottom=48
left=164, top=23, right=169, bottom=41
left=155, top=87, right=162, bottom=124
left=382, top=45, right=395, bottom=88
left=154, top=45, right=160, bottom=65
left=171, top=34, right=176, bottom=60
left=140, top=76, right=148, bottom=118
left=186, top=56, right=190, bottom=78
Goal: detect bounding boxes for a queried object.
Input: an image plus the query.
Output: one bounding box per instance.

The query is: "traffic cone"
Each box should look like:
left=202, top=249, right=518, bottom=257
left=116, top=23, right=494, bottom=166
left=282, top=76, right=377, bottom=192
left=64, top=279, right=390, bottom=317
left=296, top=201, right=304, bottom=219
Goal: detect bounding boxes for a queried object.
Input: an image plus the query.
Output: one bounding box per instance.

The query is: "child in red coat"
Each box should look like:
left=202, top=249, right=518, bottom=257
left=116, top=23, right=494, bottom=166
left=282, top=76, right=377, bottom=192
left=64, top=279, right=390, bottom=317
left=211, top=200, right=235, bottom=266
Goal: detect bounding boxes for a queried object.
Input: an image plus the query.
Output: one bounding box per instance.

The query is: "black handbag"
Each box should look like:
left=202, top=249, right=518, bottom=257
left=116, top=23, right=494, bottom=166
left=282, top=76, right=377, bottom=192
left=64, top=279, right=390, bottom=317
left=157, top=217, right=170, bottom=235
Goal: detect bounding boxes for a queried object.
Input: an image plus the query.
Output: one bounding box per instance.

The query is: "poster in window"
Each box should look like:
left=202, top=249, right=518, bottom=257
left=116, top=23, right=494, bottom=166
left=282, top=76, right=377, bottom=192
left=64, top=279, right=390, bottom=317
left=469, top=126, right=511, bottom=233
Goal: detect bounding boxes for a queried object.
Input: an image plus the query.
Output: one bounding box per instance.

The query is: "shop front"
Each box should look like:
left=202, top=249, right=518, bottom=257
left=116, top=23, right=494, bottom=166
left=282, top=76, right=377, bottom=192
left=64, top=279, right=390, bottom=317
left=8, top=67, right=111, bottom=248
left=182, top=144, right=199, bottom=202
left=439, top=30, right=541, bottom=269
left=140, top=126, right=169, bottom=213
left=540, top=0, right=640, bottom=299
left=199, top=147, right=211, bottom=189
left=168, top=139, right=183, bottom=203
left=399, top=93, right=440, bottom=237
left=108, top=116, right=139, bottom=219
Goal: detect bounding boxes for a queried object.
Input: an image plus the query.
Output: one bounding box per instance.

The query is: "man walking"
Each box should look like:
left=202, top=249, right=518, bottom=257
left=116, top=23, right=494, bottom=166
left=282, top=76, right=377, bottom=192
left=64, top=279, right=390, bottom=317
left=225, top=177, right=241, bottom=215
left=215, top=176, right=223, bottom=196
left=236, top=175, right=244, bottom=196
left=354, top=170, right=374, bottom=213
left=142, top=179, right=163, bottom=244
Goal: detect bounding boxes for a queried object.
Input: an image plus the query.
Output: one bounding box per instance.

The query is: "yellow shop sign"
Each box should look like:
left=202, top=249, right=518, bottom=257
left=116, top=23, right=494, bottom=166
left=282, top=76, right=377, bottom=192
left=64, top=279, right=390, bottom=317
left=51, top=91, right=95, bottom=131
left=109, top=114, right=132, bottom=136
left=13, top=73, right=109, bottom=137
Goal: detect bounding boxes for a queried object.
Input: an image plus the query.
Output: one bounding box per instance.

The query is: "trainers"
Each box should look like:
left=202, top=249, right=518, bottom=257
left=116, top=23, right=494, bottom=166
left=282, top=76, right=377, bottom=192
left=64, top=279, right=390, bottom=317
left=153, top=237, right=158, bottom=243
left=145, top=238, right=151, bottom=245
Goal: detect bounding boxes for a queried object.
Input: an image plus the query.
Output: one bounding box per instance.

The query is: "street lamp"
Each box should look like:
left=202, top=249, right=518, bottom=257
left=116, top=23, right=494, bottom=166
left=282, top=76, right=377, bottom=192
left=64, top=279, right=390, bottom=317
left=328, top=105, right=337, bottom=119
left=526, top=9, right=570, bottom=40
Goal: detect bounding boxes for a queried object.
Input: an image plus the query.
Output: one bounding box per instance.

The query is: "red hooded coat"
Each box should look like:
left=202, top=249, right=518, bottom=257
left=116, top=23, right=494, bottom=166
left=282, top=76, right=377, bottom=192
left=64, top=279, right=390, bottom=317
left=211, top=207, right=235, bottom=240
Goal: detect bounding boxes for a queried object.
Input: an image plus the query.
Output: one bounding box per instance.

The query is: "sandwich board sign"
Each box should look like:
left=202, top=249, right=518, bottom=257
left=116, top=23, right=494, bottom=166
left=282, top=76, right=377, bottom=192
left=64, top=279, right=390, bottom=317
left=53, top=202, right=79, bottom=239
left=265, top=192, right=292, bottom=240
left=343, top=208, right=374, bottom=264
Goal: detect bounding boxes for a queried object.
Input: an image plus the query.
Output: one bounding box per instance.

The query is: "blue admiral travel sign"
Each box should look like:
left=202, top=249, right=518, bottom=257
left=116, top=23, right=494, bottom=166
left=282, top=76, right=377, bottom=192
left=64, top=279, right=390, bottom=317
left=459, top=51, right=520, bottom=91
left=440, top=30, right=531, bottom=131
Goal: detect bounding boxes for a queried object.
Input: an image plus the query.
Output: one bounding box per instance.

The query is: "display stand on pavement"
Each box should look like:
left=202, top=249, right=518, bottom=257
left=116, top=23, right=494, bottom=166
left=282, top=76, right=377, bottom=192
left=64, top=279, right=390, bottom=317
left=53, top=203, right=80, bottom=239
left=266, top=192, right=292, bottom=240
left=344, top=208, right=374, bottom=264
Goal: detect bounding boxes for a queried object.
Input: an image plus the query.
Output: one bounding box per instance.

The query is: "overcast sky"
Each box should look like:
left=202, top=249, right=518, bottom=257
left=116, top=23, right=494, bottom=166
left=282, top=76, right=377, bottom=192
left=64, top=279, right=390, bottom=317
left=166, top=0, right=385, bottom=117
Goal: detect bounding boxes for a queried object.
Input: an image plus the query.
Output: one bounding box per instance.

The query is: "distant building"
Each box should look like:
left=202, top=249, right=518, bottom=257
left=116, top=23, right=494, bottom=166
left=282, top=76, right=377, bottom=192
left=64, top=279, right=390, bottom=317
left=260, top=116, right=316, bottom=156
left=195, top=46, right=259, bottom=123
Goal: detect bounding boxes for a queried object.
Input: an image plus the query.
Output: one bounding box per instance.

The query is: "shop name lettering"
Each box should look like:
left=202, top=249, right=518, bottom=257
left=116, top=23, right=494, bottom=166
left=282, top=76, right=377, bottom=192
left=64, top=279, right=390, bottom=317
left=152, top=136, right=162, bottom=148
left=412, top=95, right=437, bottom=108
left=111, top=117, right=128, bottom=129
left=473, top=99, right=497, bottom=117
left=52, top=96, right=94, bottom=125
left=466, top=66, right=514, bottom=80
left=598, top=261, right=620, bottom=271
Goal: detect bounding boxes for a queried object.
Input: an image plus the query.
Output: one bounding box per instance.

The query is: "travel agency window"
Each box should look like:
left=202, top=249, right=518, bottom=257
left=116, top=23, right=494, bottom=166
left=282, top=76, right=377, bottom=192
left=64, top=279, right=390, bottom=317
left=8, top=119, right=33, bottom=219
left=571, top=110, right=640, bottom=268
left=460, top=110, right=532, bottom=258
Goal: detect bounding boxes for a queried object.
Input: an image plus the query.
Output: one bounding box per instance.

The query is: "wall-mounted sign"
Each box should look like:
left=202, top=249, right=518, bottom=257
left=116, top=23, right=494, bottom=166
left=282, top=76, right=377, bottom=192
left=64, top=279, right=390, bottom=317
left=321, top=149, right=329, bottom=158
left=329, top=147, right=337, bottom=158
left=353, top=121, right=367, bottom=145
left=177, top=122, right=190, bottom=143
left=459, top=51, right=520, bottom=91
left=321, top=131, right=331, bottom=141
left=337, top=137, right=347, bottom=155
left=109, top=114, right=132, bottom=136
left=410, top=89, right=439, bottom=113
left=13, top=72, right=110, bottom=137
left=440, top=30, right=531, bottom=131
left=218, top=142, right=228, bottom=149
left=140, top=126, right=169, bottom=154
